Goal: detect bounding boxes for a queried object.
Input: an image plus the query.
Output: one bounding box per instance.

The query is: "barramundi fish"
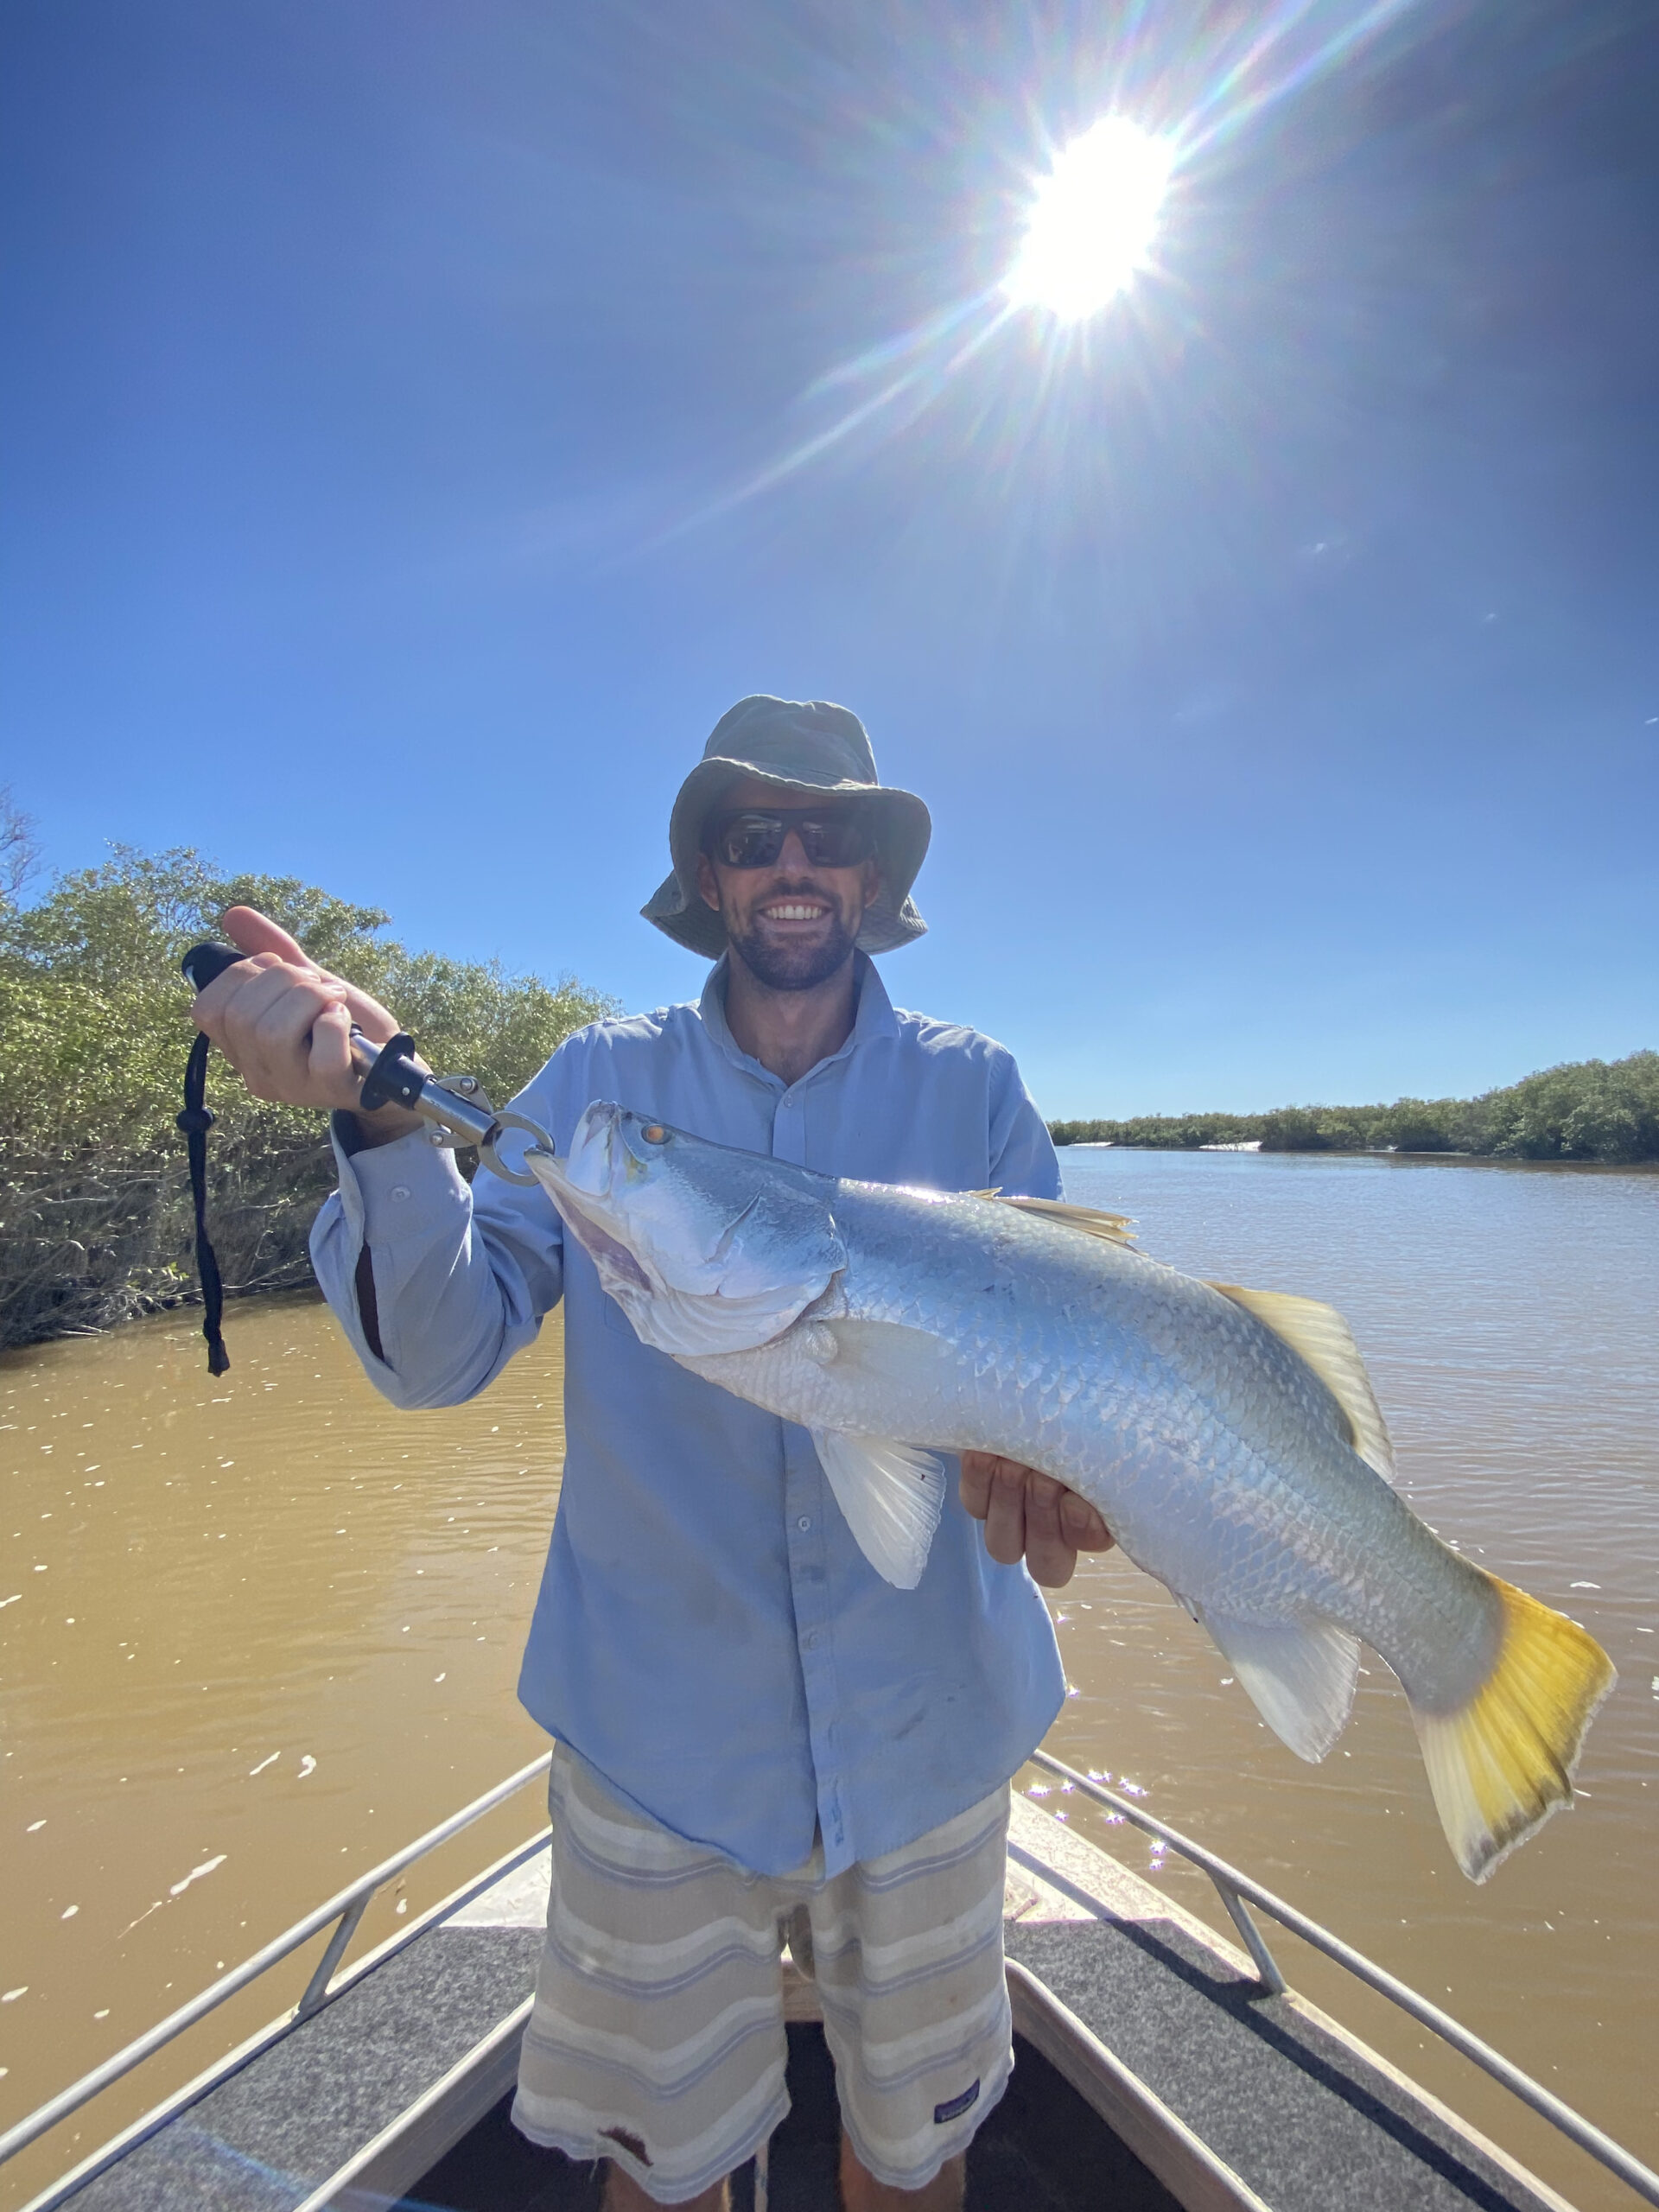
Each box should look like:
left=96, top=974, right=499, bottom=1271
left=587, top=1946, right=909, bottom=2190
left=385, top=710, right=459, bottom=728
left=527, top=1103, right=1615, bottom=1883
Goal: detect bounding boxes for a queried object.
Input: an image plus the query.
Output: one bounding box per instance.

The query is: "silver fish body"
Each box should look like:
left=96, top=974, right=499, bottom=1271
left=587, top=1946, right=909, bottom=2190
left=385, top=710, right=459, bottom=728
left=529, top=1103, right=1615, bottom=1880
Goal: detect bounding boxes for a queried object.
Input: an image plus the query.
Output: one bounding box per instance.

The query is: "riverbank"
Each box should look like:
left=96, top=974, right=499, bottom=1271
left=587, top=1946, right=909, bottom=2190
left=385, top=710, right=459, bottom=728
left=1047, top=1046, right=1659, bottom=1163
left=1060, top=1143, right=1659, bottom=1172
left=0, top=842, right=613, bottom=1357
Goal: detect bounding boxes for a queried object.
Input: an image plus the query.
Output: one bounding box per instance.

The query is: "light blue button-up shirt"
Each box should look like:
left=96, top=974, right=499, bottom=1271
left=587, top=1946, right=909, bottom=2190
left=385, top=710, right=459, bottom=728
left=311, top=953, right=1065, bottom=1877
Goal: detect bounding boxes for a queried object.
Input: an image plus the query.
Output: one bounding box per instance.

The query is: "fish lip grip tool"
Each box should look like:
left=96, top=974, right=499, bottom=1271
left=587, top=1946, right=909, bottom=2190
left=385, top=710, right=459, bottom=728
left=181, top=941, right=549, bottom=1185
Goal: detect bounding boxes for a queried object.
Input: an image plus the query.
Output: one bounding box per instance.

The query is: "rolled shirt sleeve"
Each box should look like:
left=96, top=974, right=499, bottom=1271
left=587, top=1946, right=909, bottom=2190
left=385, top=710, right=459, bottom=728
left=309, top=1113, right=561, bottom=1410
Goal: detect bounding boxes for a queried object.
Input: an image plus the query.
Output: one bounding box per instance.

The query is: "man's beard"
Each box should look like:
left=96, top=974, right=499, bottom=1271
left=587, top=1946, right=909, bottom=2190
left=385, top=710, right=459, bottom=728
left=725, top=900, right=861, bottom=992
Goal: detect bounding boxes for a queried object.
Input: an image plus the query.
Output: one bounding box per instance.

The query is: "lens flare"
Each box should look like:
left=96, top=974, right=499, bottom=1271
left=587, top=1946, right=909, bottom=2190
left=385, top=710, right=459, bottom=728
left=1004, top=117, right=1174, bottom=321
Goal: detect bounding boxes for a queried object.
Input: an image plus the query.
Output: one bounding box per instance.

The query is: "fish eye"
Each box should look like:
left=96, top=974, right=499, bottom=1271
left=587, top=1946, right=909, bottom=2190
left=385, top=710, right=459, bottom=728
left=640, top=1124, right=669, bottom=1145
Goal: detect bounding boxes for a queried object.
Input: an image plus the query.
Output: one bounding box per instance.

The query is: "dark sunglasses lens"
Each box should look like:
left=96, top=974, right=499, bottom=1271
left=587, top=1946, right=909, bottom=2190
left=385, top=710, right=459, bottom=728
left=710, top=810, right=874, bottom=868
left=715, top=815, right=785, bottom=868
left=799, top=815, right=874, bottom=866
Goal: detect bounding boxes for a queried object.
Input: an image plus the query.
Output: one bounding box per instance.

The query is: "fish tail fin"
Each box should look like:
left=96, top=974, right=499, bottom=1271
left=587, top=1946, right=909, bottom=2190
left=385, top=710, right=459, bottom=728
left=1410, top=1575, right=1615, bottom=1883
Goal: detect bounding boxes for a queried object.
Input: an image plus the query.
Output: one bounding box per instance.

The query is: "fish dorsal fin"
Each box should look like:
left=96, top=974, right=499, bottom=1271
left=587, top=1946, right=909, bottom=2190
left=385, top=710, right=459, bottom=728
left=982, top=1194, right=1138, bottom=1249
left=1207, top=1284, right=1394, bottom=1479
left=810, top=1431, right=946, bottom=1590
left=1198, top=1610, right=1362, bottom=1762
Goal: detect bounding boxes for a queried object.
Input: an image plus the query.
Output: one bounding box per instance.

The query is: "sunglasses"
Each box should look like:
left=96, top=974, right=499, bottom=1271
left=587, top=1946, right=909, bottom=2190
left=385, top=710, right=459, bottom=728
left=703, top=805, right=877, bottom=870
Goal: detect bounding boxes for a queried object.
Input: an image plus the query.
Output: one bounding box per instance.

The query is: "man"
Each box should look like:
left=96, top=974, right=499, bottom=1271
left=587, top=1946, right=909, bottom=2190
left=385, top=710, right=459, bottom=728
left=196, top=696, right=1111, bottom=2212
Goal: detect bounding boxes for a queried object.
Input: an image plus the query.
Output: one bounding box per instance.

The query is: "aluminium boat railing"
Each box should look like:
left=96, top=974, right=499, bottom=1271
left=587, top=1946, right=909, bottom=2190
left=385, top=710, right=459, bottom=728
left=4, top=1742, right=1656, bottom=2210
left=1027, top=1748, right=1659, bottom=2209
left=0, top=1751, right=554, bottom=2197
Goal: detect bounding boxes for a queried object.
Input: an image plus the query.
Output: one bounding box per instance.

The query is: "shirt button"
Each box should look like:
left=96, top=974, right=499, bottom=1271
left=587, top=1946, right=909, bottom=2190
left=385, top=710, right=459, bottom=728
left=797, top=1516, right=811, bottom=1532
left=802, top=1631, right=817, bottom=1650
left=390, top=1186, right=410, bottom=1202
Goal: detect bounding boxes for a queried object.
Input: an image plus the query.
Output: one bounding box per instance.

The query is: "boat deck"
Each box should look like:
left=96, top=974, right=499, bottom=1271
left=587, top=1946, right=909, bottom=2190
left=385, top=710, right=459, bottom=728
left=1002, top=1800, right=1563, bottom=2212
left=47, top=1922, right=544, bottom=2212
left=401, top=2016, right=1181, bottom=2212
left=23, top=1797, right=1576, bottom=2212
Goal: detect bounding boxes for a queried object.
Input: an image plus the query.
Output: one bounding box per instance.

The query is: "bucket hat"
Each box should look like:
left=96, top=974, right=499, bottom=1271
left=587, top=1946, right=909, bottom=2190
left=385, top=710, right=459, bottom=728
left=641, top=695, right=931, bottom=958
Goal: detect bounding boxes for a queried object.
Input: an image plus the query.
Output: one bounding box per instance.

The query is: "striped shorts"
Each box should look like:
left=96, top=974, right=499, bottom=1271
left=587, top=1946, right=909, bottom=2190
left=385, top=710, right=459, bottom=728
left=511, top=1747, right=1014, bottom=2203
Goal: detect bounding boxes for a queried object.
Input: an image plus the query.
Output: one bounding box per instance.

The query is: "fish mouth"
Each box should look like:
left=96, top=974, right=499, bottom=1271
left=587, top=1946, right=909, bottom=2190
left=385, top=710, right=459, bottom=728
left=529, top=1105, right=655, bottom=1294
left=555, top=1192, right=652, bottom=1291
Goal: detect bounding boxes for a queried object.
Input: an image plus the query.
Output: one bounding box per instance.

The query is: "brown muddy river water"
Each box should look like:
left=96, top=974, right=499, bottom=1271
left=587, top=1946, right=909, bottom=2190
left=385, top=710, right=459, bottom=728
left=3, top=1149, right=1656, bottom=2209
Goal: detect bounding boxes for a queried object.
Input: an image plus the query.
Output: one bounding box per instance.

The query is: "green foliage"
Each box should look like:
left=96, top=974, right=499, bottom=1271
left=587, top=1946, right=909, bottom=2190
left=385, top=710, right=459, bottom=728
left=1046, top=1110, right=1262, bottom=1151
left=0, top=840, right=616, bottom=1349
left=1048, top=1052, right=1659, bottom=1164
left=1476, top=1053, right=1659, bottom=1160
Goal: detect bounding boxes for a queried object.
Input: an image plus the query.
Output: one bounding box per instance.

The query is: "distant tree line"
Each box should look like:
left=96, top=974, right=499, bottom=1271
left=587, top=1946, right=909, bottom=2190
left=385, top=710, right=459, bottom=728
left=0, top=804, right=615, bottom=1351
left=1048, top=1052, right=1659, bottom=1163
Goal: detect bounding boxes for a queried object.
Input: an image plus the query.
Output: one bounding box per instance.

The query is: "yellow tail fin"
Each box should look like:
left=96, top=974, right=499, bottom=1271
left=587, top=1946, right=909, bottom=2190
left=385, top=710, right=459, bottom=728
left=1414, top=1577, right=1616, bottom=1883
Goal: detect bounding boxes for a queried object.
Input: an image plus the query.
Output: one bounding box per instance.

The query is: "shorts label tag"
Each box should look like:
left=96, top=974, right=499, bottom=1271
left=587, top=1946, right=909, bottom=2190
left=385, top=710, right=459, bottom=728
left=933, top=2079, right=980, bottom=2126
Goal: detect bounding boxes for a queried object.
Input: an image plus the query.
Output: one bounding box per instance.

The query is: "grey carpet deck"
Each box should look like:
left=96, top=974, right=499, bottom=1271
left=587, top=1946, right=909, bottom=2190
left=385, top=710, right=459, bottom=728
left=1002, top=1916, right=1560, bottom=2212
left=54, top=1841, right=1568, bottom=2210
left=60, top=1927, right=543, bottom=2211
left=397, top=2020, right=1182, bottom=2212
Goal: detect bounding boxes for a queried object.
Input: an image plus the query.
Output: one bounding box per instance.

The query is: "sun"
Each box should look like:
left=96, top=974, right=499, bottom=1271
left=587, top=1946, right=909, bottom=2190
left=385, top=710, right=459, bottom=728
left=1003, top=118, right=1174, bottom=321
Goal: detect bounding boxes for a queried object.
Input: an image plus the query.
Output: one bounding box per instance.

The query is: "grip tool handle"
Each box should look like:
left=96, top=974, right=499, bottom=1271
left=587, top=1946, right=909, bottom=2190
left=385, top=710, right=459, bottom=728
left=181, top=941, right=544, bottom=1179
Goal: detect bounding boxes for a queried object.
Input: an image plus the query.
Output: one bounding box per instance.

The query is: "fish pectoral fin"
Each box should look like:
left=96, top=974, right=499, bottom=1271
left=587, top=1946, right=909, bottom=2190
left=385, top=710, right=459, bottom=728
left=987, top=1195, right=1138, bottom=1249
left=823, top=1317, right=955, bottom=1372
left=1199, top=1611, right=1362, bottom=1763
left=1206, top=1283, right=1395, bottom=1480
left=810, top=1431, right=946, bottom=1592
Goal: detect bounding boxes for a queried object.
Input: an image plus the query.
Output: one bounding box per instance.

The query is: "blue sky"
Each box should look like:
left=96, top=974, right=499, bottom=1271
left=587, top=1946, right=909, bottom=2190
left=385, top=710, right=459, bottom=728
left=3, top=0, right=1656, bottom=1117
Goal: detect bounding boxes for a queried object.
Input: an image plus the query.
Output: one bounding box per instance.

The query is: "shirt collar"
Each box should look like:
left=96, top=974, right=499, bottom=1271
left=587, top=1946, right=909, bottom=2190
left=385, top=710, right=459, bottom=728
left=697, top=950, right=899, bottom=1088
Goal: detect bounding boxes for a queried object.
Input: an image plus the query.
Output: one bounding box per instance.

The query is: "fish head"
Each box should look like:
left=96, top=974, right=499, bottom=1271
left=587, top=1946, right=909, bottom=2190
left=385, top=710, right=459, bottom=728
left=525, top=1102, right=846, bottom=1357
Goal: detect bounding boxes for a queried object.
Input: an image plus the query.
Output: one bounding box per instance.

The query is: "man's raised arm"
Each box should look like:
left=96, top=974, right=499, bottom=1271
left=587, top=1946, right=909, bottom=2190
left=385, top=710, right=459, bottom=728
left=192, top=906, right=557, bottom=1409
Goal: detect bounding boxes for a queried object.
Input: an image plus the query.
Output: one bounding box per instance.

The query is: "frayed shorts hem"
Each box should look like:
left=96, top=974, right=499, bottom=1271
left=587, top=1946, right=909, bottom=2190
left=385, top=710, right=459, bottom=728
left=508, top=2084, right=793, bottom=2204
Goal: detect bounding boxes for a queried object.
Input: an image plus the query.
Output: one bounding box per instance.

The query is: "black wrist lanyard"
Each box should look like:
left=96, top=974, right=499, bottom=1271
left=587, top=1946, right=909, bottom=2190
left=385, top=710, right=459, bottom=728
left=178, top=1028, right=232, bottom=1376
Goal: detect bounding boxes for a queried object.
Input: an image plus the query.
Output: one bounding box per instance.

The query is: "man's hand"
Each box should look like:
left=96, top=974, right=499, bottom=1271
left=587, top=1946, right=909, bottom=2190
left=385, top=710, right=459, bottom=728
left=959, top=1452, right=1115, bottom=1590
left=190, top=906, right=423, bottom=1143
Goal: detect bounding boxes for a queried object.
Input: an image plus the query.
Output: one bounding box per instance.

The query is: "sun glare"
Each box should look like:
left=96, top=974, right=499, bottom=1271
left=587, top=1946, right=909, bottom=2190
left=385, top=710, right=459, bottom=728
left=1004, top=117, right=1174, bottom=321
